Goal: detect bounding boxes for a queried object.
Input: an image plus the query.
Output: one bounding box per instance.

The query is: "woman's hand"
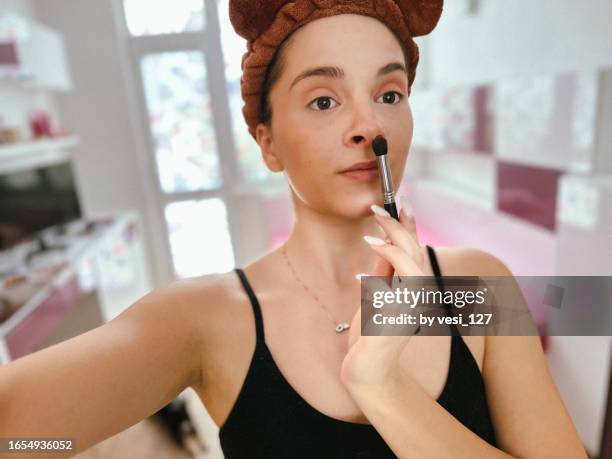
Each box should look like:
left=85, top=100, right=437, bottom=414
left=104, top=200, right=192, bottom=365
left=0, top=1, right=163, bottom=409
left=341, top=198, right=428, bottom=391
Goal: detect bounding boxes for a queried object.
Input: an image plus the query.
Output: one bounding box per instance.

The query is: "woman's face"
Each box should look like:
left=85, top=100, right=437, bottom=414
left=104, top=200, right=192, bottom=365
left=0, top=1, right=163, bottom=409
left=256, top=14, right=413, bottom=220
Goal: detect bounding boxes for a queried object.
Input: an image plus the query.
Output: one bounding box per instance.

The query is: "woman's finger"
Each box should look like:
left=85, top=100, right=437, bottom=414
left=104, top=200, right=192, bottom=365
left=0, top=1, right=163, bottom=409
left=363, top=237, right=423, bottom=276
left=371, top=205, right=425, bottom=270
left=371, top=251, right=394, bottom=277
left=398, top=197, right=426, bottom=269
left=399, top=196, right=421, bottom=246
left=370, top=251, right=395, bottom=287
left=357, top=251, right=396, bottom=301
left=371, top=204, right=416, bottom=251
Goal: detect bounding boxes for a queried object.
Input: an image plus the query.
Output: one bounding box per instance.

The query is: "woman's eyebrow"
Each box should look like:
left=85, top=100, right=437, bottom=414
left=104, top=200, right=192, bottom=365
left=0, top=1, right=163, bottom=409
left=289, top=62, right=407, bottom=90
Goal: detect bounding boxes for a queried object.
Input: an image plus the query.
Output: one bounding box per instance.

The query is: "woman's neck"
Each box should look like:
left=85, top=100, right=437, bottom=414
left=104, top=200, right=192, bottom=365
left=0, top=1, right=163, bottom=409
left=282, top=202, right=384, bottom=289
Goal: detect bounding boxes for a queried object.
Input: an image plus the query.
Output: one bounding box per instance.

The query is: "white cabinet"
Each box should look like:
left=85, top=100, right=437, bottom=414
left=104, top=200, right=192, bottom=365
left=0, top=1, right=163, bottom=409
left=0, top=12, right=71, bottom=91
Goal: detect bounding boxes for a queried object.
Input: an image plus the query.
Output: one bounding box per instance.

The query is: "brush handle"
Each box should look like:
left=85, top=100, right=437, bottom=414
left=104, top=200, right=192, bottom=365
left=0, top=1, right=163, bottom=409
left=384, top=202, right=399, bottom=221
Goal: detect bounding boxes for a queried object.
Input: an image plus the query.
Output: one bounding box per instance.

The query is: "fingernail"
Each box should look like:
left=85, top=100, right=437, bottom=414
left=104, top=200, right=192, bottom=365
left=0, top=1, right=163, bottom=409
left=400, top=196, right=413, bottom=216
left=355, top=273, right=369, bottom=280
left=370, top=204, right=391, bottom=218
left=363, top=235, right=387, bottom=246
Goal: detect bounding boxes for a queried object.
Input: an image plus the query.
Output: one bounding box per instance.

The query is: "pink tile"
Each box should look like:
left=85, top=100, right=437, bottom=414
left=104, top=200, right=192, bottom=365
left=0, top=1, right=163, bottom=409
left=0, top=43, right=18, bottom=65
left=497, top=162, right=562, bottom=231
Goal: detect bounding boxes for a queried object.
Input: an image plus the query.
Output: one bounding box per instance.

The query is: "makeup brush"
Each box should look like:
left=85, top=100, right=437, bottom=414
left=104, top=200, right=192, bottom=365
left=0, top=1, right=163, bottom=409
left=372, top=135, right=399, bottom=221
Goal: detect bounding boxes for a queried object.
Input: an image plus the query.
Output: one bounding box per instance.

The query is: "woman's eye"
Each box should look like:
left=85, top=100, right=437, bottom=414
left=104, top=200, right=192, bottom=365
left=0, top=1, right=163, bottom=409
left=308, top=91, right=403, bottom=112
left=308, top=96, right=338, bottom=111
left=378, top=91, right=404, bottom=104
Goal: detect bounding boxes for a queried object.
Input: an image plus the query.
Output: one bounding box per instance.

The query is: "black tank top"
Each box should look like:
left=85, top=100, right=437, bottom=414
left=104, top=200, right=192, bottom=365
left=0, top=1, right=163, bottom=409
left=219, top=245, right=497, bottom=458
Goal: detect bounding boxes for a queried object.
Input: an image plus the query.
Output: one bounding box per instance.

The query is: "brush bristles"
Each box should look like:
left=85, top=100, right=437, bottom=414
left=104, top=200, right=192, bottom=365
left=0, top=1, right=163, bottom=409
left=372, top=136, right=388, bottom=156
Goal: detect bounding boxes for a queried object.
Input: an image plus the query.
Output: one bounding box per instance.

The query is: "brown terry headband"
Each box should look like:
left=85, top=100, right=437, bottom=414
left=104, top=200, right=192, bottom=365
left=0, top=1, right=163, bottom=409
left=229, top=0, right=444, bottom=140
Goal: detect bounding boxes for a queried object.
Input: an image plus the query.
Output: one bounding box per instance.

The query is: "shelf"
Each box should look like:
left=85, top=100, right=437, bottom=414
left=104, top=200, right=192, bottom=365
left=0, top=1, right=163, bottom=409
left=0, top=136, right=80, bottom=175
left=0, top=12, right=72, bottom=91
left=0, top=213, right=149, bottom=363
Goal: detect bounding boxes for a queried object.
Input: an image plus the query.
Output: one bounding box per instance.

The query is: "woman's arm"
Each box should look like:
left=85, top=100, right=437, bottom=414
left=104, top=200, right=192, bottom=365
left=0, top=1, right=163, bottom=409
left=344, top=248, right=587, bottom=458
left=348, top=371, right=512, bottom=458
left=480, top=333, right=587, bottom=458
left=0, top=276, right=216, bottom=456
left=347, top=317, right=587, bottom=458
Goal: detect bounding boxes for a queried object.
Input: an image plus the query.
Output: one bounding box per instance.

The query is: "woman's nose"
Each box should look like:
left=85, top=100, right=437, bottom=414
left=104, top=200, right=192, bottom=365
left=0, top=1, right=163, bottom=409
left=344, top=100, right=383, bottom=149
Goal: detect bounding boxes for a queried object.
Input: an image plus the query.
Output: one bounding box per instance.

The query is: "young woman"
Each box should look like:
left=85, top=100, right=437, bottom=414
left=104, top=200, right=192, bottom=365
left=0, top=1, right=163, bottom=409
left=1, top=1, right=587, bottom=457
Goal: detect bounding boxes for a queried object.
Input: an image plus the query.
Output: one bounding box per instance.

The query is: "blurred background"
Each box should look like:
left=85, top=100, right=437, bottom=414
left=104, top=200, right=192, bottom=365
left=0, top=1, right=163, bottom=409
left=0, top=0, right=610, bottom=457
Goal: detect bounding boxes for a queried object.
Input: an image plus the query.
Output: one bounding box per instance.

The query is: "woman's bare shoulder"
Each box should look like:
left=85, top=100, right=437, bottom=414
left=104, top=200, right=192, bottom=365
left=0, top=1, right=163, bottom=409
left=433, top=246, right=513, bottom=277
left=131, top=270, right=249, bottom=356
left=142, top=270, right=254, bottom=383
left=144, top=270, right=247, bottom=324
left=153, top=270, right=241, bottom=299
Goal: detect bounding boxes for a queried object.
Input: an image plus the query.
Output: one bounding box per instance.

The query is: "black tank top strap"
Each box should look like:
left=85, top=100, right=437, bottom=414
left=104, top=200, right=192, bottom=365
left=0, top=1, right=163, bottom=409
left=426, top=244, right=444, bottom=289
left=425, top=245, right=461, bottom=337
left=234, top=268, right=265, bottom=343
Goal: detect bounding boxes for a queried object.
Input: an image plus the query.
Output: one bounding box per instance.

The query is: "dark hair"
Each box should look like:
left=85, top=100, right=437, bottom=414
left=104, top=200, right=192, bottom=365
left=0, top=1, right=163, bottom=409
left=259, top=23, right=411, bottom=129
left=259, top=33, right=296, bottom=127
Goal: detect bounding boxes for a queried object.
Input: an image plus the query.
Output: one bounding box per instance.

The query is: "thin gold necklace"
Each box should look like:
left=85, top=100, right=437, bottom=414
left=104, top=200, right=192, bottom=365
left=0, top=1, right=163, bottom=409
left=281, top=244, right=351, bottom=333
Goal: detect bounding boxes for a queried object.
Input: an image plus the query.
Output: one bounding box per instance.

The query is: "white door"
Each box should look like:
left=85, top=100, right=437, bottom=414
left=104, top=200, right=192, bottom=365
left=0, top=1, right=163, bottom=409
left=116, top=0, right=277, bottom=283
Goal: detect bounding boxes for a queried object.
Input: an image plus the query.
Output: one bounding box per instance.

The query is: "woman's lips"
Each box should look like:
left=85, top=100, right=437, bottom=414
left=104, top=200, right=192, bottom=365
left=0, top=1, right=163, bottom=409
left=339, top=167, right=379, bottom=181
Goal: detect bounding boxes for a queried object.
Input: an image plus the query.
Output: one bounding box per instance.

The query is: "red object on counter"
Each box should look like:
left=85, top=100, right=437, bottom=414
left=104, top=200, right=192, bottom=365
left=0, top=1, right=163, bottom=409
left=29, top=111, right=53, bottom=138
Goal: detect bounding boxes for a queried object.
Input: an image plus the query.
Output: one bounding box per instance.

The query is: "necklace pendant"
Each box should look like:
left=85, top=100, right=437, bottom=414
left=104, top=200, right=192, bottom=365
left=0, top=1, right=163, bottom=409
left=335, top=322, right=350, bottom=333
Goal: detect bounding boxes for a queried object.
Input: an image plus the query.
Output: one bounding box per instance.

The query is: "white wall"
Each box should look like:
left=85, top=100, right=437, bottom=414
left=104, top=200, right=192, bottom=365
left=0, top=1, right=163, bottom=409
left=34, top=0, right=162, bottom=286
left=420, top=1, right=612, bottom=455
left=429, top=0, right=612, bottom=87
left=0, top=0, right=39, bottom=23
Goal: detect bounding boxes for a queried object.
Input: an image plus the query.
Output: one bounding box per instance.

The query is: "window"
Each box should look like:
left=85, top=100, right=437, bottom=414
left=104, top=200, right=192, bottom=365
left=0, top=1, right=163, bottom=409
left=217, top=0, right=275, bottom=183
left=141, top=51, right=222, bottom=192
left=165, top=198, right=234, bottom=277
left=123, top=0, right=205, bottom=36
